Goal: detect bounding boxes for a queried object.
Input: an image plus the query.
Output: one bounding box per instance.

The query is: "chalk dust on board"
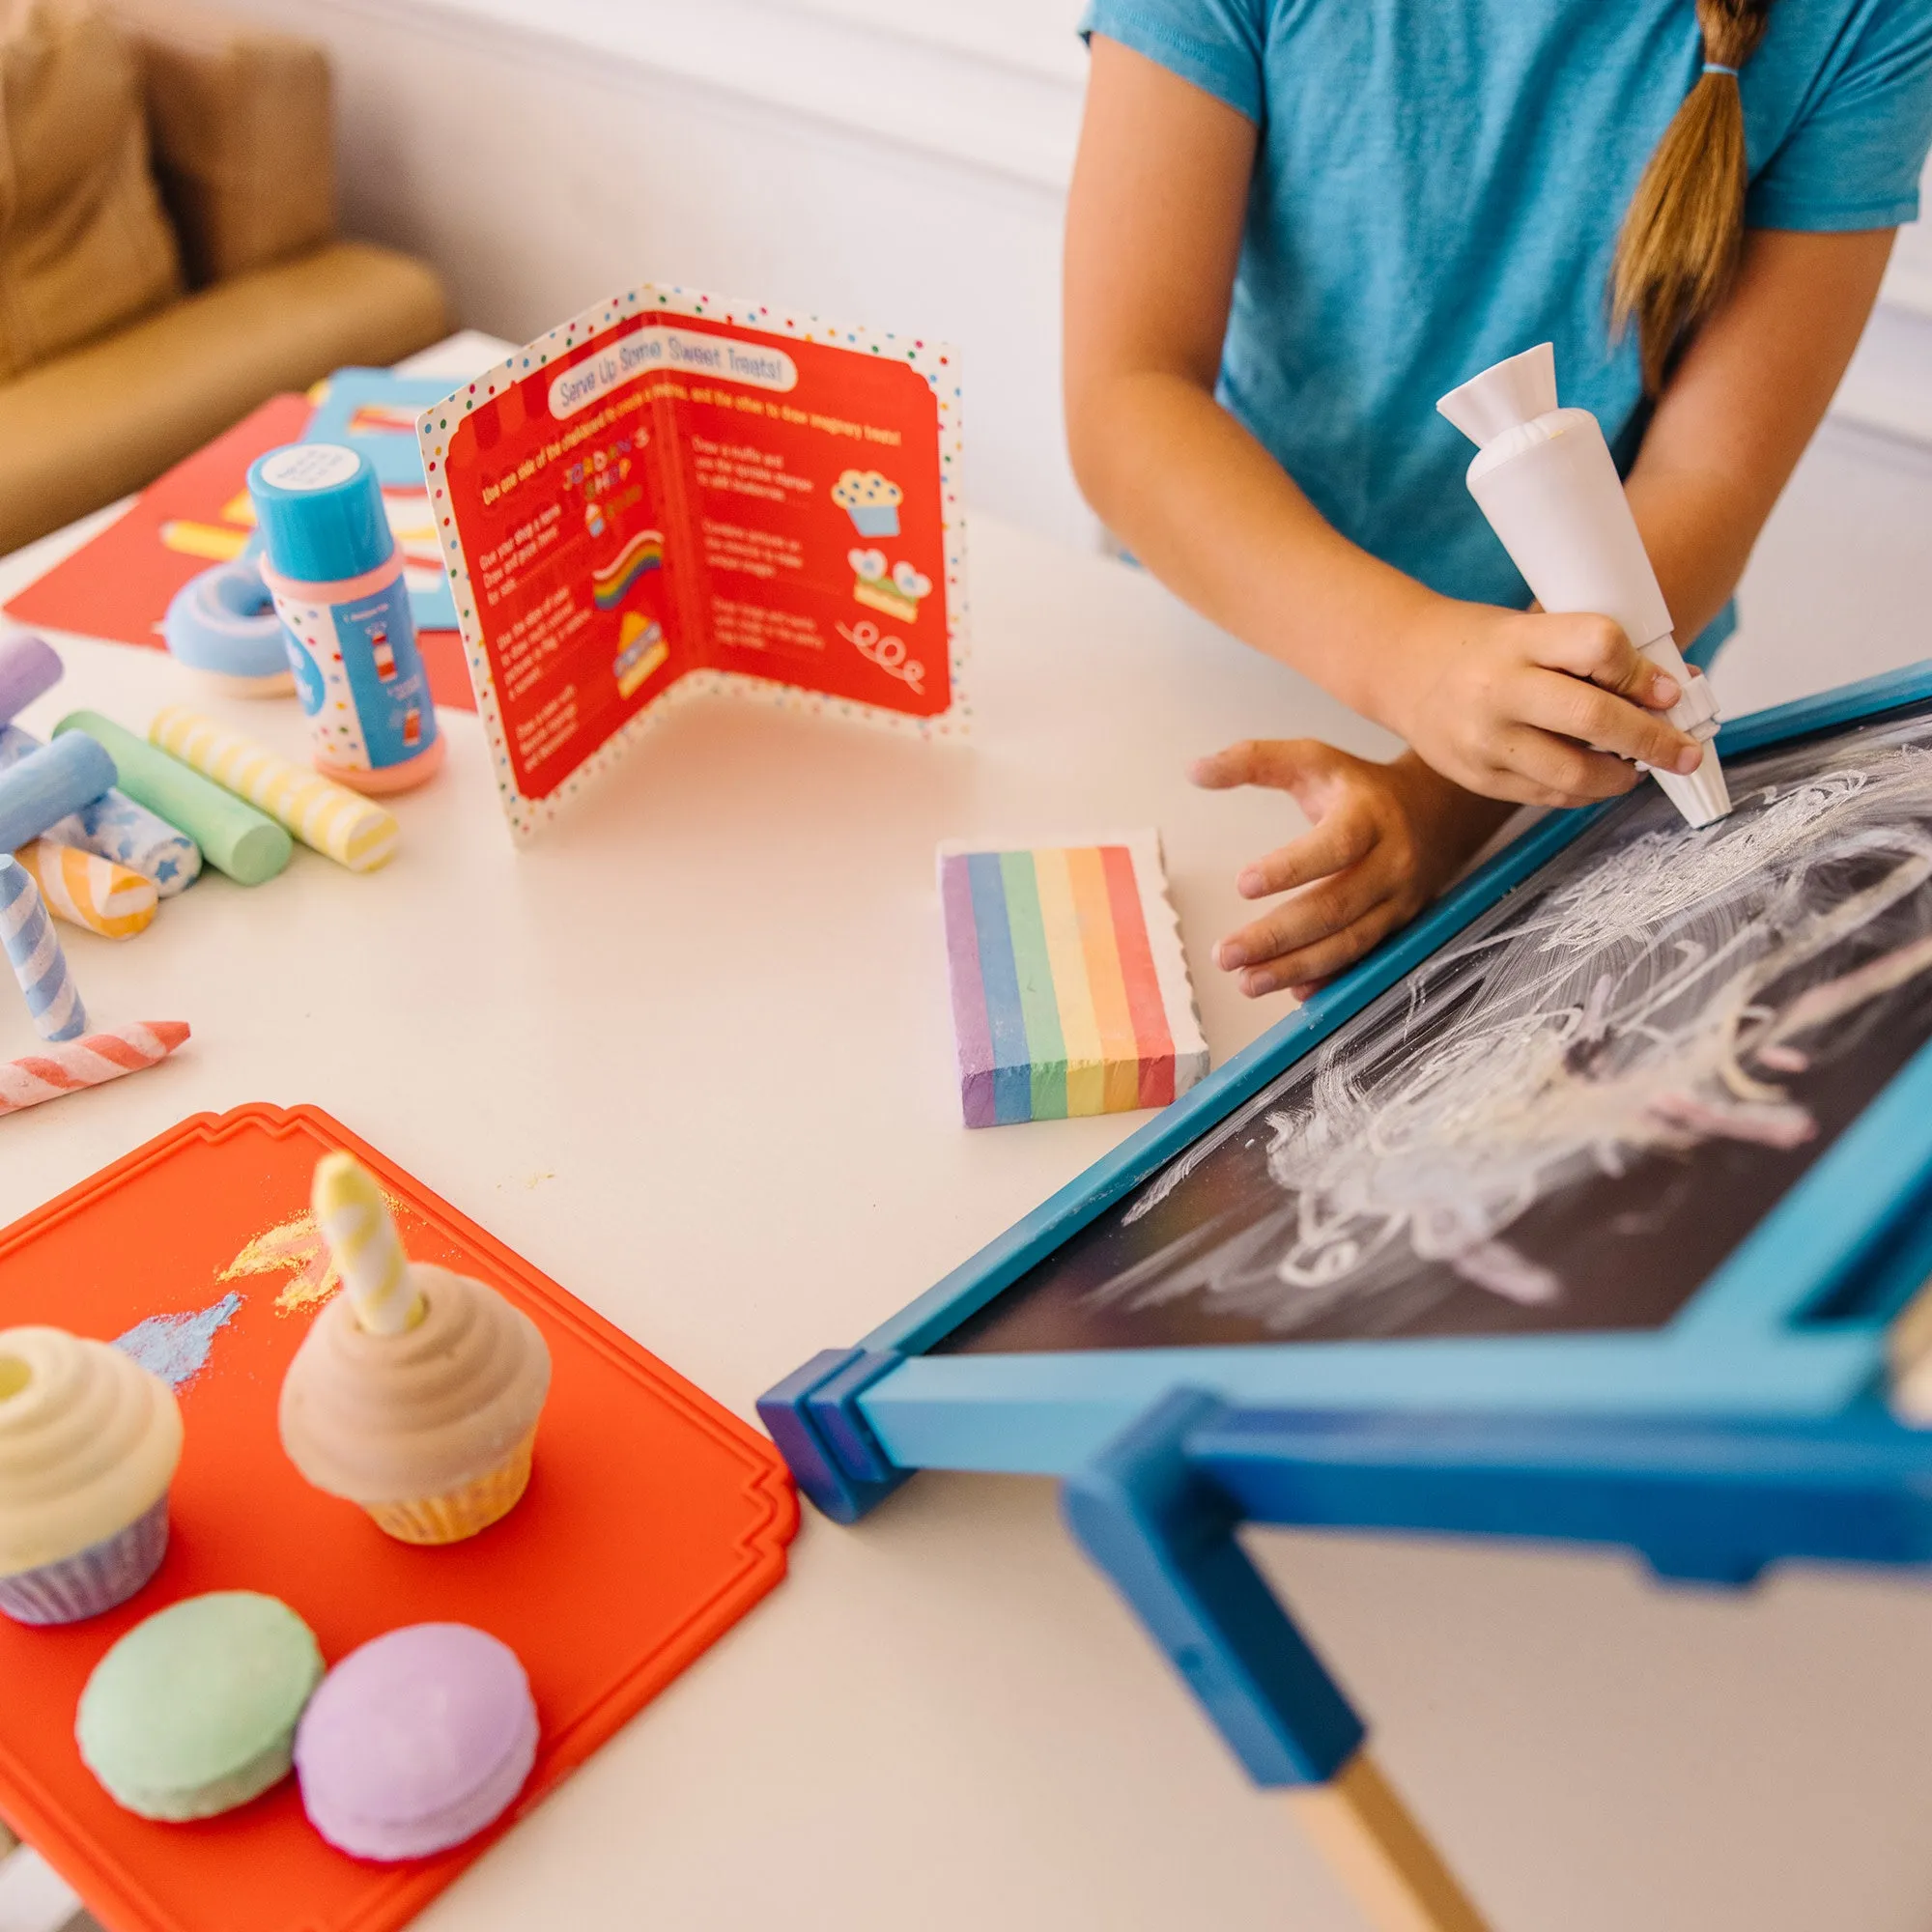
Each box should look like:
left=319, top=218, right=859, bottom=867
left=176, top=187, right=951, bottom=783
left=113, top=1292, right=242, bottom=1391
left=220, top=1190, right=411, bottom=1314
left=941, top=708, right=1932, bottom=1353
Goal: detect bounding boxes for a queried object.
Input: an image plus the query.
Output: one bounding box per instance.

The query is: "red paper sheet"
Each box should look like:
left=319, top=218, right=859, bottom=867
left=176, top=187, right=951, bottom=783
left=5, top=400, right=477, bottom=714
left=0, top=1104, right=795, bottom=1932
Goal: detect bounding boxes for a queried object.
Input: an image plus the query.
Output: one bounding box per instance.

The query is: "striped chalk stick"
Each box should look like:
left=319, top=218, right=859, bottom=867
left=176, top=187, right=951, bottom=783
left=148, top=707, right=398, bottom=872
left=938, top=831, right=1208, bottom=1128
left=0, top=724, right=202, bottom=895
left=0, top=632, right=62, bottom=723
left=0, top=730, right=116, bottom=854
left=0, top=856, right=87, bottom=1040
left=54, top=712, right=291, bottom=886
left=14, top=840, right=158, bottom=939
left=312, top=1151, right=421, bottom=1333
left=0, top=1021, right=189, bottom=1115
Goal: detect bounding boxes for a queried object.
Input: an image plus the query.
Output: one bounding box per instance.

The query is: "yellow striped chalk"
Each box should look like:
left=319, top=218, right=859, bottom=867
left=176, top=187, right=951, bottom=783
left=312, top=1152, right=423, bottom=1334
left=13, top=840, right=157, bottom=940
left=147, top=707, right=399, bottom=873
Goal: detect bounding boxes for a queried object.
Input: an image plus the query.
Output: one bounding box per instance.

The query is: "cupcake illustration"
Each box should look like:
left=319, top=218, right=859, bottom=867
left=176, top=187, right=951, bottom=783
left=0, top=1326, right=184, bottom=1625
left=832, top=469, right=903, bottom=538
left=849, top=551, right=933, bottom=625
left=279, top=1155, right=552, bottom=1545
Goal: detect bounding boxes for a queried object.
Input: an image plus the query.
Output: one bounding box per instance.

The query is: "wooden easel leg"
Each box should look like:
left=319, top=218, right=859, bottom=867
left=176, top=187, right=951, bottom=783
left=1286, top=1750, right=1493, bottom=1932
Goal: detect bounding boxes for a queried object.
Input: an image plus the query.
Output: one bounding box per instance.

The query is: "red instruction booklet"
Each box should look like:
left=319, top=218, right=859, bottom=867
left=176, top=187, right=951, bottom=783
left=417, top=286, right=968, bottom=838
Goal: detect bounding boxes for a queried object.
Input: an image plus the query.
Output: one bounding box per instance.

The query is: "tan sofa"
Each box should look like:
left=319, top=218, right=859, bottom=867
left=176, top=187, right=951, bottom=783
left=0, top=0, right=448, bottom=555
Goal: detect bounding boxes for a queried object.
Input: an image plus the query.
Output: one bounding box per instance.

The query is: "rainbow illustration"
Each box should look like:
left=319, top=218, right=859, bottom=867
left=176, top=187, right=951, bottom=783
left=591, top=529, right=665, bottom=610
left=939, top=833, right=1208, bottom=1127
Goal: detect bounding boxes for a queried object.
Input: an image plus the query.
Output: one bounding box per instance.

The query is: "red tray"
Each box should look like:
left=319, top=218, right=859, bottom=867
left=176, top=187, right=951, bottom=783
left=0, top=1104, right=796, bottom=1932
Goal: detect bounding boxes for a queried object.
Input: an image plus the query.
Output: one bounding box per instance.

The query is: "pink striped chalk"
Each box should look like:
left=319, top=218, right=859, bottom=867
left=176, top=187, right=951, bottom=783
left=0, top=1021, right=190, bottom=1116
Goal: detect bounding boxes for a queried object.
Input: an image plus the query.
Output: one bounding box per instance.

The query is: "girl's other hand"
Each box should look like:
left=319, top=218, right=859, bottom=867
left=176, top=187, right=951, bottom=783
left=1374, top=602, right=1705, bottom=807
left=1190, top=741, right=1517, bottom=1000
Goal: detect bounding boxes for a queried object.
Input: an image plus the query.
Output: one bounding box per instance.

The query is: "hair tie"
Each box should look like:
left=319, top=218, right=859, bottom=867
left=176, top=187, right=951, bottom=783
left=1702, top=61, right=1740, bottom=77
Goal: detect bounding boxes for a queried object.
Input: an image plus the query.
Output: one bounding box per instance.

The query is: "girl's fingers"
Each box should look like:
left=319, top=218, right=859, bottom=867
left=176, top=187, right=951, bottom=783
left=1188, top=737, right=1337, bottom=796
left=1236, top=808, right=1378, bottom=898
left=1526, top=612, right=1679, bottom=710
left=1517, top=668, right=1703, bottom=774
left=1215, top=867, right=1397, bottom=974
left=1489, top=721, right=1643, bottom=803
left=1235, top=899, right=1406, bottom=998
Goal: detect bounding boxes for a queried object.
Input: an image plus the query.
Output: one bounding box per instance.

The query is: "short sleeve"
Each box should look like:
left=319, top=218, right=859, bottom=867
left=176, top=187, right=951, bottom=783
left=1079, top=0, right=1268, bottom=125
left=1748, top=0, right=1932, bottom=229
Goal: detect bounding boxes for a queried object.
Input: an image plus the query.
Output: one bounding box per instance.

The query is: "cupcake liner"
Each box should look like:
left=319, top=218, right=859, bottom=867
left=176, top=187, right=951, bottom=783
left=846, top=504, right=899, bottom=538
left=0, top=1494, right=170, bottom=1626
left=363, top=1432, right=535, bottom=1546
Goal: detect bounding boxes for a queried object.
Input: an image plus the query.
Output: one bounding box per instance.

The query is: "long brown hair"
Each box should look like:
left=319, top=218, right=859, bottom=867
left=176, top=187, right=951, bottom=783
left=1610, top=0, right=1775, bottom=392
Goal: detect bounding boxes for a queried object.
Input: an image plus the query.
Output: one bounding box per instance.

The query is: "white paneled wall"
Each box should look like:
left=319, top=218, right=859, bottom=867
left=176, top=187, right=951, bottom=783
left=212, top=0, right=1931, bottom=554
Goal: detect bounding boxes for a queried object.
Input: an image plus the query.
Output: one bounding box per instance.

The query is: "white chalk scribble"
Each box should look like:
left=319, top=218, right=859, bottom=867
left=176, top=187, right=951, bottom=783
left=1097, top=719, right=1932, bottom=1337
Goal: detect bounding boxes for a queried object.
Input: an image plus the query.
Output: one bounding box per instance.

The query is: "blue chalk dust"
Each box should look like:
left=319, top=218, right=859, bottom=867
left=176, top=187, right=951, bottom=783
left=113, top=1292, right=243, bottom=1391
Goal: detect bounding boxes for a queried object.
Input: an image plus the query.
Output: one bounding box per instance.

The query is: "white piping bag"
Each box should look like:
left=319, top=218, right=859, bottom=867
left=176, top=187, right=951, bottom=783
left=1437, top=343, right=1731, bottom=828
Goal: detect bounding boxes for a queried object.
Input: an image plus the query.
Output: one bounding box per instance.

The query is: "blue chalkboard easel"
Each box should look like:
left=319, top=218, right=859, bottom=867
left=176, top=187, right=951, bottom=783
left=764, top=662, right=1932, bottom=1930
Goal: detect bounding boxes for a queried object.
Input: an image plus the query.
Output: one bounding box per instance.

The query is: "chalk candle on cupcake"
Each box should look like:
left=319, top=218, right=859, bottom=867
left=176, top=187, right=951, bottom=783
left=0, top=1326, right=183, bottom=1625
left=247, top=444, right=444, bottom=795
left=280, top=1153, right=552, bottom=1544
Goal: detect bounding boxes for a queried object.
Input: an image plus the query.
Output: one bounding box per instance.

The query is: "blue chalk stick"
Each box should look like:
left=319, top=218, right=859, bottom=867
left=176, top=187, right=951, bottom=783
left=0, top=856, right=87, bottom=1040
left=0, top=731, right=115, bottom=853
left=0, top=724, right=202, bottom=895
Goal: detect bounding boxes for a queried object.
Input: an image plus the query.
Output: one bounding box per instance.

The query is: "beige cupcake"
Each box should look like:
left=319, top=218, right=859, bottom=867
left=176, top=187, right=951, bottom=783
left=278, top=1156, right=550, bottom=1545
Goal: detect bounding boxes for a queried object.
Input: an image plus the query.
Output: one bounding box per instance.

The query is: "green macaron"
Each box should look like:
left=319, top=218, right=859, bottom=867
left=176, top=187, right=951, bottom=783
left=76, top=1591, right=324, bottom=1820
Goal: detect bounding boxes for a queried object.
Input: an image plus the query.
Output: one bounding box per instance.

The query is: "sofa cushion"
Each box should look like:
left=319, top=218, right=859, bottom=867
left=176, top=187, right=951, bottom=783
left=113, top=0, right=333, bottom=287
left=0, top=237, right=447, bottom=554
left=0, top=0, right=184, bottom=379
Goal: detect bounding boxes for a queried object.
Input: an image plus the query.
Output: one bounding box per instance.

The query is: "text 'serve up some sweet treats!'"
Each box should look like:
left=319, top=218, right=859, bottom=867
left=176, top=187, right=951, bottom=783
left=0, top=1327, right=183, bottom=1625
left=279, top=1153, right=553, bottom=1544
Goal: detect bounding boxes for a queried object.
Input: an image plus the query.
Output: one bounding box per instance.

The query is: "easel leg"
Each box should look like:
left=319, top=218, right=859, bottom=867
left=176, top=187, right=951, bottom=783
left=1287, top=1750, right=1492, bottom=1932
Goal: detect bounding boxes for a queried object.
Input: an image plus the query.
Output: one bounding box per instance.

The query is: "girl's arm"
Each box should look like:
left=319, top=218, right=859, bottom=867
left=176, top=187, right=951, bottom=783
left=1067, top=37, right=1896, bottom=999
left=1065, top=36, right=1705, bottom=809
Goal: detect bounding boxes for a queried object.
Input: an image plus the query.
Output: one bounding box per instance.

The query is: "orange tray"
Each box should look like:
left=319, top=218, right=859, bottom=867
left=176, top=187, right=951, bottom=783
left=0, top=1104, right=797, bottom=1932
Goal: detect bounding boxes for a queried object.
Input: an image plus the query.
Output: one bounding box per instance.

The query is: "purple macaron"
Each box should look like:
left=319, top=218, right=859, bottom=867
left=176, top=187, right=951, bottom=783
left=294, top=1624, right=538, bottom=1861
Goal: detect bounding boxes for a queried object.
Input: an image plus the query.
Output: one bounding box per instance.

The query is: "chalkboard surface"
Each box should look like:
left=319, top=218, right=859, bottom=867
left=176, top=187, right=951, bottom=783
left=942, top=703, right=1932, bottom=1356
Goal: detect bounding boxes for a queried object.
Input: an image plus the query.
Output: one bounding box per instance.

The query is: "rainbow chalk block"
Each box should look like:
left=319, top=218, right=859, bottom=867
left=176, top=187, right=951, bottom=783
left=0, top=856, right=87, bottom=1040
left=0, top=1021, right=189, bottom=1116
left=14, top=840, right=158, bottom=940
left=149, top=708, right=398, bottom=873
left=0, top=632, right=62, bottom=723
left=938, top=832, right=1209, bottom=1127
left=54, top=712, right=292, bottom=887
left=0, top=724, right=202, bottom=895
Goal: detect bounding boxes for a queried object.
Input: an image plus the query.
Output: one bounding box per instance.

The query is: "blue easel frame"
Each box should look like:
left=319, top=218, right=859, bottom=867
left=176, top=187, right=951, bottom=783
left=764, top=662, right=1932, bottom=1524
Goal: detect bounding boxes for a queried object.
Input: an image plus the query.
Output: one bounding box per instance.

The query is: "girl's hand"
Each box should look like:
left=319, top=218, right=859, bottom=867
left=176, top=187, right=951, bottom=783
left=1190, top=741, right=1518, bottom=1000
left=1372, top=602, right=1706, bottom=807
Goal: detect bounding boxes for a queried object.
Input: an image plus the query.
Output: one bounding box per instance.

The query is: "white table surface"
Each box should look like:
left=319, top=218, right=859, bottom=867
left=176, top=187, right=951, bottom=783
left=5, top=343, right=1932, bottom=1932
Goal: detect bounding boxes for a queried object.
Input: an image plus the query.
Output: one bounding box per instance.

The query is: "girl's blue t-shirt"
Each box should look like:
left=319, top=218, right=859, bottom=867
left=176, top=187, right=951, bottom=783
left=1081, top=0, right=1932, bottom=655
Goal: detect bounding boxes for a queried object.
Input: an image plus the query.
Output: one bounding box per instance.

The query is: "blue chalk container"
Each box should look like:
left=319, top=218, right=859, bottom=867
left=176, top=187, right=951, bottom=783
left=247, top=444, right=443, bottom=794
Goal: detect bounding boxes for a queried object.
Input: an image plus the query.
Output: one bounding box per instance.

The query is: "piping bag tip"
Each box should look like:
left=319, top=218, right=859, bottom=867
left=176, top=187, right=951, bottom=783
left=1653, top=739, right=1732, bottom=828
left=1436, top=342, right=1558, bottom=445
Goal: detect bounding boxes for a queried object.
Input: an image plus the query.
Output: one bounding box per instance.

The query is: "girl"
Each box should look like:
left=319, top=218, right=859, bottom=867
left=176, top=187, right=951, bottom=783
left=1065, top=0, right=1932, bottom=1000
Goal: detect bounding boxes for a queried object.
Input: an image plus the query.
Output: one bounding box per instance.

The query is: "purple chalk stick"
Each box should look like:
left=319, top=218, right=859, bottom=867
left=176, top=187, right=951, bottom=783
left=940, top=852, right=997, bottom=1128
left=0, top=634, right=61, bottom=727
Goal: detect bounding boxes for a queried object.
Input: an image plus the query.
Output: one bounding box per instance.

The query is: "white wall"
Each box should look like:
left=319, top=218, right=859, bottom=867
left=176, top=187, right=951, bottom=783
left=214, top=0, right=1932, bottom=545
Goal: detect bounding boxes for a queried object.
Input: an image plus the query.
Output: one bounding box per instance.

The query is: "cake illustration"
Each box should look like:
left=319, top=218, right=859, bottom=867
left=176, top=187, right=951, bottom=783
left=832, top=469, right=902, bottom=537
left=848, top=550, right=933, bottom=625
left=614, top=613, right=668, bottom=698
left=279, top=1153, right=552, bottom=1546
left=0, top=1325, right=183, bottom=1625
